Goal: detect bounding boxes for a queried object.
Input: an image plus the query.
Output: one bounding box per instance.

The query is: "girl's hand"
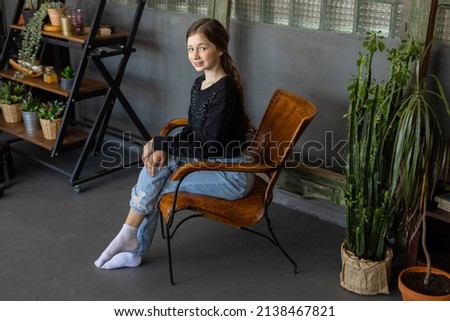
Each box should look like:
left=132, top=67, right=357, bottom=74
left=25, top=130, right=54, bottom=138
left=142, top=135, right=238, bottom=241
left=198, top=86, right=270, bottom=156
left=148, top=150, right=168, bottom=176
left=141, top=139, right=154, bottom=167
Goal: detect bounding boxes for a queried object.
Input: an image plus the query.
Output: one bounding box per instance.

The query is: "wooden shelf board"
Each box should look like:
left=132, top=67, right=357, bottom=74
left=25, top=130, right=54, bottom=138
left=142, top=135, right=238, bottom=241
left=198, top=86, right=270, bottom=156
left=10, top=24, right=127, bottom=45
left=0, top=118, right=87, bottom=151
left=427, top=206, right=450, bottom=223
left=0, top=70, right=108, bottom=98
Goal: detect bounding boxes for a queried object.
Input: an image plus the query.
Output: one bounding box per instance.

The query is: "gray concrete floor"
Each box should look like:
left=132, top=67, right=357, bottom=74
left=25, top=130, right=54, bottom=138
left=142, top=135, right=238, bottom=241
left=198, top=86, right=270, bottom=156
left=0, top=145, right=403, bottom=301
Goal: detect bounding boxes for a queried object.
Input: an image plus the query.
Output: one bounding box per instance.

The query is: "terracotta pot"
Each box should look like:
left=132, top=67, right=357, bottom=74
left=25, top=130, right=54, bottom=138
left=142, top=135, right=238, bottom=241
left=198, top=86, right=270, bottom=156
left=48, top=8, right=65, bottom=26
left=398, top=266, right=450, bottom=301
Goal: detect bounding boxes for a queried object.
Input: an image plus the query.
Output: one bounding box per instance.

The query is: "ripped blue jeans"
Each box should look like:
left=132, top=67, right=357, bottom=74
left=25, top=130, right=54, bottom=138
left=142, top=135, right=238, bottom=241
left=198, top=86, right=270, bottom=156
left=129, top=155, right=255, bottom=255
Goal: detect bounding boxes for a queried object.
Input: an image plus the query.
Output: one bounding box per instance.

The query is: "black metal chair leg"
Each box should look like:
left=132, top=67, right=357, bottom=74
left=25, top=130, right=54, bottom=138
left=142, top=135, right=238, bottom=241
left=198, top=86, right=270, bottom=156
left=268, top=227, right=298, bottom=274
left=166, top=223, right=175, bottom=286
left=265, top=209, right=298, bottom=274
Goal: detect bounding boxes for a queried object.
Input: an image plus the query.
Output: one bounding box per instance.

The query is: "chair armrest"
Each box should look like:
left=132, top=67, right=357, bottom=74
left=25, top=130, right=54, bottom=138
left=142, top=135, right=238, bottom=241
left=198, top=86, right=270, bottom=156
left=169, top=161, right=277, bottom=181
left=159, top=118, right=188, bottom=136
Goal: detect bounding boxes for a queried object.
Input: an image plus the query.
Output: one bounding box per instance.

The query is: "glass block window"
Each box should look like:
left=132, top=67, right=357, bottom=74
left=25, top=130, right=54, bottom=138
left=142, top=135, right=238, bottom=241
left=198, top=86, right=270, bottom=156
left=391, top=1, right=404, bottom=38
left=229, top=0, right=403, bottom=37
left=263, top=0, right=292, bottom=26
left=145, top=0, right=208, bottom=14
left=235, top=0, right=262, bottom=22
left=147, top=0, right=167, bottom=10
left=292, top=0, right=321, bottom=30
left=436, top=4, right=450, bottom=44
left=322, top=0, right=355, bottom=33
left=106, top=0, right=450, bottom=45
left=168, top=0, right=188, bottom=12
left=357, top=1, right=393, bottom=37
left=108, top=0, right=137, bottom=5
left=187, top=0, right=209, bottom=15
left=147, top=0, right=168, bottom=10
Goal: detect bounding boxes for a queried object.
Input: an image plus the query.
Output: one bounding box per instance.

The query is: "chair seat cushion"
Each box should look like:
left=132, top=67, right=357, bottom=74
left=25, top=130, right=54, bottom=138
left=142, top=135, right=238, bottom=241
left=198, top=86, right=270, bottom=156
left=159, top=175, right=270, bottom=228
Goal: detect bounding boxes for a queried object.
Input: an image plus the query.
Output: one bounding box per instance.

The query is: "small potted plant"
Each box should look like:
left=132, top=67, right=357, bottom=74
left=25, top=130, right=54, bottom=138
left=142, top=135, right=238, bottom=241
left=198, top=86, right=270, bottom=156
left=60, top=65, right=76, bottom=90
left=38, top=99, right=65, bottom=140
left=0, top=81, right=25, bottom=123
left=47, top=2, right=66, bottom=26
left=20, top=91, right=41, bottom=131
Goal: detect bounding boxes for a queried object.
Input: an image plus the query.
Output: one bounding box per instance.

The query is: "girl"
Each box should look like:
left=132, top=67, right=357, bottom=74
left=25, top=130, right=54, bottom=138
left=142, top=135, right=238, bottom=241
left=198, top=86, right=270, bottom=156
left=94, top=18, right=254, bottom=269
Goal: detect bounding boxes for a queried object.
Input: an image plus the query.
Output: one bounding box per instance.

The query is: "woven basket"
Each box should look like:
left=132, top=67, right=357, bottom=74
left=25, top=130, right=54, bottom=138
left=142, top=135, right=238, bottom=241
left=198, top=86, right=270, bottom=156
left=39, top=118, right=62, bottom=140
left=1, top=103, right=22, bottom=123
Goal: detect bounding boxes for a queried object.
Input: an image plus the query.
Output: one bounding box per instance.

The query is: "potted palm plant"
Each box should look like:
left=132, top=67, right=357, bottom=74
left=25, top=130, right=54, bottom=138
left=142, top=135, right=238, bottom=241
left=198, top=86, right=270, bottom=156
left=20, top=91, right=41, bottom=131
left=38, top=99, right=65, bottom=140
left=0, top=81, right=25, bottom=123
left=393, top=39, right=450, bottom=301
left=340, top=32, right=417, bottom=295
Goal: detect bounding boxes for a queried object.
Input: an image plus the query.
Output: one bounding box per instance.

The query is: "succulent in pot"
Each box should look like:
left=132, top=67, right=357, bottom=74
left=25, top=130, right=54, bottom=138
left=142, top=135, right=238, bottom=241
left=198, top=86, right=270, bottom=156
left=59, top=65, right=76, bottom=90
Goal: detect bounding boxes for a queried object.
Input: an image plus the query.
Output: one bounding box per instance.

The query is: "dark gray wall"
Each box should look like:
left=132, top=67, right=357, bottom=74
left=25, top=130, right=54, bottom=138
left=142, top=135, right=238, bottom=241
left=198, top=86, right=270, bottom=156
left=4, top=1, right=450, bottom=173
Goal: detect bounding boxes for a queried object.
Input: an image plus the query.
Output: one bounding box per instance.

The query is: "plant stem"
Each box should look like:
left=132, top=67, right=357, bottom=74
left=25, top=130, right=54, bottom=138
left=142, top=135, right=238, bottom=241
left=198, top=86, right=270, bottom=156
left=422, top=200, right=431, bottom=286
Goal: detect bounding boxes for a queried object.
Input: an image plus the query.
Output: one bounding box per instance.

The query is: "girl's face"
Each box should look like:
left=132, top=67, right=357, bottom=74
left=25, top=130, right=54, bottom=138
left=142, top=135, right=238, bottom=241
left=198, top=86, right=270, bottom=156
left=187, top=32, right=222, bottom=73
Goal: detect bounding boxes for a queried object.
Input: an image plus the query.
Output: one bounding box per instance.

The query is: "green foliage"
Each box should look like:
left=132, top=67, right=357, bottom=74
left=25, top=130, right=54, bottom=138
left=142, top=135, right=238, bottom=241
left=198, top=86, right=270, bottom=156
left=60, top=65, right=76, bottom=79
left=46, top=1, right=66, bottom=10
left=20, top=91, right=41, bottom=112
left=38, top=99, right=65, bottom=120
left=389, top=39, right=449, bottom=260
left=344, top=32, right=418, bottom=261
left=344, top=32, right=450, bottom=268
left=0, top=81, right=25, bottom=104
left=16, top=2, right=66, bottom=78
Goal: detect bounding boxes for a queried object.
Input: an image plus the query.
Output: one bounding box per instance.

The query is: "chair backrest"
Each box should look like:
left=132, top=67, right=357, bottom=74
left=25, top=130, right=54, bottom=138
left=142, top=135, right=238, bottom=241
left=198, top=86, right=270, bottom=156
left=247, top=89, right=317, bottom=200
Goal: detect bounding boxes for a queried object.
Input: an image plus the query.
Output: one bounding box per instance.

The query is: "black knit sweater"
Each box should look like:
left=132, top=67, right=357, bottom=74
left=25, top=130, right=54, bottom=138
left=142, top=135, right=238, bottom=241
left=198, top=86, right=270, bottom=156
left=153, top=75, right=248, bottom=159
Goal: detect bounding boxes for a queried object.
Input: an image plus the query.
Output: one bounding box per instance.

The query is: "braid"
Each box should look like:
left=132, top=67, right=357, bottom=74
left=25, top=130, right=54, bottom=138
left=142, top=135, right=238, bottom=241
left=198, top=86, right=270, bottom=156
left=222, top=52, right=250, bottom=131
left=222, top=52, right=244, bottom=106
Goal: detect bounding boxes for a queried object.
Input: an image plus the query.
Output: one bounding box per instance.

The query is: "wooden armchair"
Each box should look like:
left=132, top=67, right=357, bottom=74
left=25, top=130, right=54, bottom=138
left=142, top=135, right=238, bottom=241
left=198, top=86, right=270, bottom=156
left=158, top=89, right=317, bottom=284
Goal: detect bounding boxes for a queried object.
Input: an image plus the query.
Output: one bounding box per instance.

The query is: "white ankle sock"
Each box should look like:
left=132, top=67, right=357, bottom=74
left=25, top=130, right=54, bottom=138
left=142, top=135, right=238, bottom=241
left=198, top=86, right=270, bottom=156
left=95, top=224, right=138, bottom=268
left=100, top=252, right=142, bottom=269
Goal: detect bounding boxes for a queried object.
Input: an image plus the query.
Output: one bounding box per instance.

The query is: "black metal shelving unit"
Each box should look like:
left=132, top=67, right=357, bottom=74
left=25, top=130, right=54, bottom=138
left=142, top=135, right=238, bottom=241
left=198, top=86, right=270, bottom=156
left=0, top=0, right=151, bottom=191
